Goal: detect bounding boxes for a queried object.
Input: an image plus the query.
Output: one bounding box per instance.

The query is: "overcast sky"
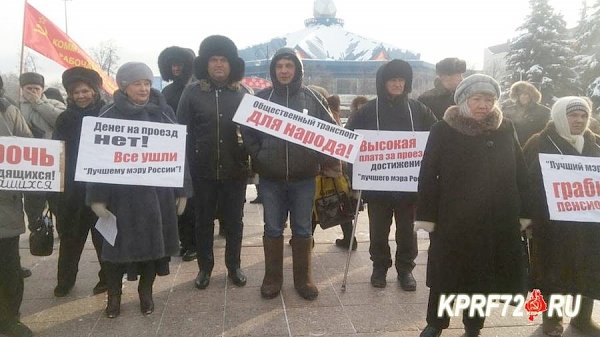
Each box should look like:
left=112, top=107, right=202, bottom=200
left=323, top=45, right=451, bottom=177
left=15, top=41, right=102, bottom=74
left=0, top=0, right=582, bottom=85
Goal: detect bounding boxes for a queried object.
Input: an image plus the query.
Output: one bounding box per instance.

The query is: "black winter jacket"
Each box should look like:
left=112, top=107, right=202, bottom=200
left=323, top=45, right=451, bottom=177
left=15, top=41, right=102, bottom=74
left=177, top=79, right=251, bottom=181
left=50, top=98, right=104, bottom=234
left=417, top=78, right=455, bottom=120
left=241, top=48, right=336, bottom=181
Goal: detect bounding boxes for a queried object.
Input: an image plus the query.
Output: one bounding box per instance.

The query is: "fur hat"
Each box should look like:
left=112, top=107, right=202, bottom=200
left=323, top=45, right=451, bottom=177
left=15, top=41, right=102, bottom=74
left=19, top=72, right=44, bottom=88
left=194, top=35, right=244, bottom=83
left=116, top=62, right=153, bottom=91
left=376, top=59, right=413, bottom=96
left=509, top=81, right=542, bottom=103
left=62, top=67, right=102, bottom=93
left=158, top=46, right=195, bottom=82
left=436, top=57, right=466, bottom=76
left=454, top=74, right=500, bottom=105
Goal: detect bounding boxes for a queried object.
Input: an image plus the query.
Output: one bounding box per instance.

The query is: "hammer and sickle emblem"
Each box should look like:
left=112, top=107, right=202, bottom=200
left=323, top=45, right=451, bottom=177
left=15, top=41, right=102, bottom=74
left=34, top=17, right=48, bottom=36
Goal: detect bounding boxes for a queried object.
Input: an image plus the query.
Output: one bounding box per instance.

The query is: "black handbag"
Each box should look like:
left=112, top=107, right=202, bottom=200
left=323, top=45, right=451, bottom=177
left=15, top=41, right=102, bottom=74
left=29, top=210, right=54, bottom=256
left=314, top=176, right=355, bottom=229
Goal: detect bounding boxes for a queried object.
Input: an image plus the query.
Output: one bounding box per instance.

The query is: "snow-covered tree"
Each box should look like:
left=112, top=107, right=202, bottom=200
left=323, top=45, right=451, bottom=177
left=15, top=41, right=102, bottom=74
left=574, top=0, right=600, bottom=112
left=505, top=0, right=580, bottom=106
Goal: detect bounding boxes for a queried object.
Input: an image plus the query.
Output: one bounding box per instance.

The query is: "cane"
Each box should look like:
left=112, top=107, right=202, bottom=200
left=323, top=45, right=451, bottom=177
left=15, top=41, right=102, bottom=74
left=341, top=190, right=362, bottom=292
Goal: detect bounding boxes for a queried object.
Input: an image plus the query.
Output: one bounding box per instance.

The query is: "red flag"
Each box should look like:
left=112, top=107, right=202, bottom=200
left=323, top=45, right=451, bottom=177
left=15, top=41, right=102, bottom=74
left=23, top=3, right=118, bottom=94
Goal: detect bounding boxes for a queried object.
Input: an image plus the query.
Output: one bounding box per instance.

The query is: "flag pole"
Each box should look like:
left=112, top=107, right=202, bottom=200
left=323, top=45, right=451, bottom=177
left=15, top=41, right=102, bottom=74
left=18, top=0, right=28, bottom=97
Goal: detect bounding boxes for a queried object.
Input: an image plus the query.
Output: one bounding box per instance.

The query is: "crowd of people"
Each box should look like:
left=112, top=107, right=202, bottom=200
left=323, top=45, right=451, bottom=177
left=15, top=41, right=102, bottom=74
left=0, top=35, right=599, bottom=337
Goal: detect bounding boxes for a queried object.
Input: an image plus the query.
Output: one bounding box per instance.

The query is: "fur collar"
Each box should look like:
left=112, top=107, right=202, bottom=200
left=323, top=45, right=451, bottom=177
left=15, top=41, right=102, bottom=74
left=198, top=79, right=241, bottom=92
left=443, top=105, right=503, bottom=136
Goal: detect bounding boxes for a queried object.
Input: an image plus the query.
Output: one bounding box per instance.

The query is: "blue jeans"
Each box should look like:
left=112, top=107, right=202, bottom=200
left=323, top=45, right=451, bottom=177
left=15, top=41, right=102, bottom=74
left=261, top=177, right=316, bottom=239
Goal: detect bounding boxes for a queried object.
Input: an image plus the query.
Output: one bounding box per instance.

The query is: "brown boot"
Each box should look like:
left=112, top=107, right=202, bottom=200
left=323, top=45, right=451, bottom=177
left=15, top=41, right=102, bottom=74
left=542, top=311, right=563, bottom=336
left=570, top=297, right=600, bottom=336
left=261, top=236, right=283, bottom=299
left=290, top=236, right=318, bottom=300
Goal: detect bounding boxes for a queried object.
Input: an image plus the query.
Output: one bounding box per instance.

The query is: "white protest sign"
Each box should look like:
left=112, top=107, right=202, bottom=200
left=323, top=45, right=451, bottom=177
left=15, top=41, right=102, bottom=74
left=233, top=94, right=363, bottom=163
left=0, top=137, right=64, bottom=192
left=539, top=153, right=600, bottom=222
left=75, top=117, right=186, bottom=187
left=352, top=130, right=429, bottom=192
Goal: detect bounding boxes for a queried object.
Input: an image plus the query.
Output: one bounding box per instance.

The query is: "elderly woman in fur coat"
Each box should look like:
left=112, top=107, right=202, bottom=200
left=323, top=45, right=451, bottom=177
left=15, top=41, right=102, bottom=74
left=523, top=96, right=600, bottom=337
left=87, top=62, right=192, bottom=319
left=502, top=81, right=551, bottom=146
left=415, top=74, right=531, bottom=337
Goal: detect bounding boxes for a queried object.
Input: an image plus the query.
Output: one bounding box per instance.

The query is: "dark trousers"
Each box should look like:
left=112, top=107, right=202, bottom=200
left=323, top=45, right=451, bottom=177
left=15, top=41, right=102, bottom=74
left=193, top=178, right=246, bottom=272
left=0, top=236, right=23, bottom=324
left=57, top=223, right=105, bottom=288
left=24, top=192, right=46, bottom=230
left=426, top=289, right=485, bottom=330
left=367, top=197, right=417, bottom=272
left=178, top=198, right=196, bottom=251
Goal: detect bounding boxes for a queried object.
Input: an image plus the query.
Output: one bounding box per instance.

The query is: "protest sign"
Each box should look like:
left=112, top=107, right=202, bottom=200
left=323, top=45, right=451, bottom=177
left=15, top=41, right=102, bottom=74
left=0, top=137, right=64, bottom=192
left=233, top=94, right=363, bottom=163
left=351, top=130, right=429, bottom=192
left=539, top=153, right=600, bottom=222
left=75, top=117, right=186, bottom=187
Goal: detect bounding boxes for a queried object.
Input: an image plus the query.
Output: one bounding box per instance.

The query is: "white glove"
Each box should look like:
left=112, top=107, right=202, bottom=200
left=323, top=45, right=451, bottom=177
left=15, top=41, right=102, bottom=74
left=176, top=197, right=187, bottom=216
left=91, top=202, right=111, bottom=218
left=414, top=220, right=436, bottom=233
left=519, top=218, right=532, bottom=231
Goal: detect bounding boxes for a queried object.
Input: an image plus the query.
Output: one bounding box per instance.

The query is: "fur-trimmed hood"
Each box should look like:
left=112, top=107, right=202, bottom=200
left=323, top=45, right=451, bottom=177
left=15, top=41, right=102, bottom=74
left=158, top=46, right=195, bottom=83
left=509, top=81, right=542, bottom=103
left=443, top=105, right=503, bottom=136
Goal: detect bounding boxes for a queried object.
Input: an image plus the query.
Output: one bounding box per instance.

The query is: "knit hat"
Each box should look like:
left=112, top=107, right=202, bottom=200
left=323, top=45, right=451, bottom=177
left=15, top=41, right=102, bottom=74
left=436, top=57, right=466, bottom=76
left=194, top=35, right=244, bottom=83
left=454, top=74, right=500, bottom=105
left=115, top=62, right=153, bottom=91
left=551, top=96, right=591, bottom=153
left=62, top=67, right=102, bottom=93
left=19, top=72, right=44, bottom=88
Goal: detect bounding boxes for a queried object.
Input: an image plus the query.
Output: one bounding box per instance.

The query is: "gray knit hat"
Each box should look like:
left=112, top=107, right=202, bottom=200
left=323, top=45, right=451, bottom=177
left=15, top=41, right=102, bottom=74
left=454, top=74, right=501, bottom=104
left=116, top=62, right=153, bottom=91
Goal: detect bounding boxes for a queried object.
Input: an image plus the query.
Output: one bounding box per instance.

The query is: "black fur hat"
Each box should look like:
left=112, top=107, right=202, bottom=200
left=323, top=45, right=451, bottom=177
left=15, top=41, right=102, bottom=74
left=194, top=35, right=244, bottom=83
left=158, top=46, right=195, bottom=82
left=19, top=72, right=44, bottom=87
left=436, top=57, right=466, bottom=75
left=376, top=59, right=413, bottom=96
left=62, top=67, right=102, bottom=93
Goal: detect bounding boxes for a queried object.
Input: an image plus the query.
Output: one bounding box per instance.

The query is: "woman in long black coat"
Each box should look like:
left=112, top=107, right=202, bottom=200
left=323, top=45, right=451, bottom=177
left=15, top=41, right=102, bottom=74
left=523, top=96, right=600, bottom=337
left=416, top=74, right=530, bottom=337
left=51, top=67, right=106, bottom=297
left=87, top=62, right=191, bottom=318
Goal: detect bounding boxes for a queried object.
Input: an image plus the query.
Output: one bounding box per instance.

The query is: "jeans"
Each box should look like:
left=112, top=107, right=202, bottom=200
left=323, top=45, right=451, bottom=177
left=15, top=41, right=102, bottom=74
left=193, top=178, right=246, bottom=272
left=261, top=177, right=316, bottom=239
left=367, top=196, right=417, bottom=273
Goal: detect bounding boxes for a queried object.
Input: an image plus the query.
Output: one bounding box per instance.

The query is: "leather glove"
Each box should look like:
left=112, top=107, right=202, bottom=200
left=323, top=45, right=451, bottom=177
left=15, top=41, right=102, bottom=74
left=91, top=202, right=111, bottom=218
left=176, top=197, right=187, bottom=216
left=414, top=220, right=435, bottom=233
left=519, top=218, right=532, bottom=231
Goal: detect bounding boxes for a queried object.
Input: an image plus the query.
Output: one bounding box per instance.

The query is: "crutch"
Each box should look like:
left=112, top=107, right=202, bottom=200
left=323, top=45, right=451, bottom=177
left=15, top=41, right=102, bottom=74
left=341, top=190, right=362, bottom=292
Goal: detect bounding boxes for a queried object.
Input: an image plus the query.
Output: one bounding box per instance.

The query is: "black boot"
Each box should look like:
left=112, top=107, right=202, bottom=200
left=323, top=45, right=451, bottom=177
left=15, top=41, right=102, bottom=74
left=0, top=320, right=33, bottom=337
left=104, top=262, right=123, bottom=318
left=336, top=222, right=357, bottom=250
left=570, top=296, right=600, bottom=336
left=138, top=272, right=155, bottom=315
left=419, top=325, right=442, bottom=337
left=370, top=267, right=387, bottom=288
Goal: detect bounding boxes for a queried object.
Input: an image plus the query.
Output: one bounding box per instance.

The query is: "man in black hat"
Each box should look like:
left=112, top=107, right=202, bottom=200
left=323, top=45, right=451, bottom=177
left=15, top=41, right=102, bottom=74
left=346, top=59, right=437, bottom=290
left=158, top=46, right=198, bottom=262
left=177, top=35, right=251, bottom=290
left=418, top=57, right=466, bottom=120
